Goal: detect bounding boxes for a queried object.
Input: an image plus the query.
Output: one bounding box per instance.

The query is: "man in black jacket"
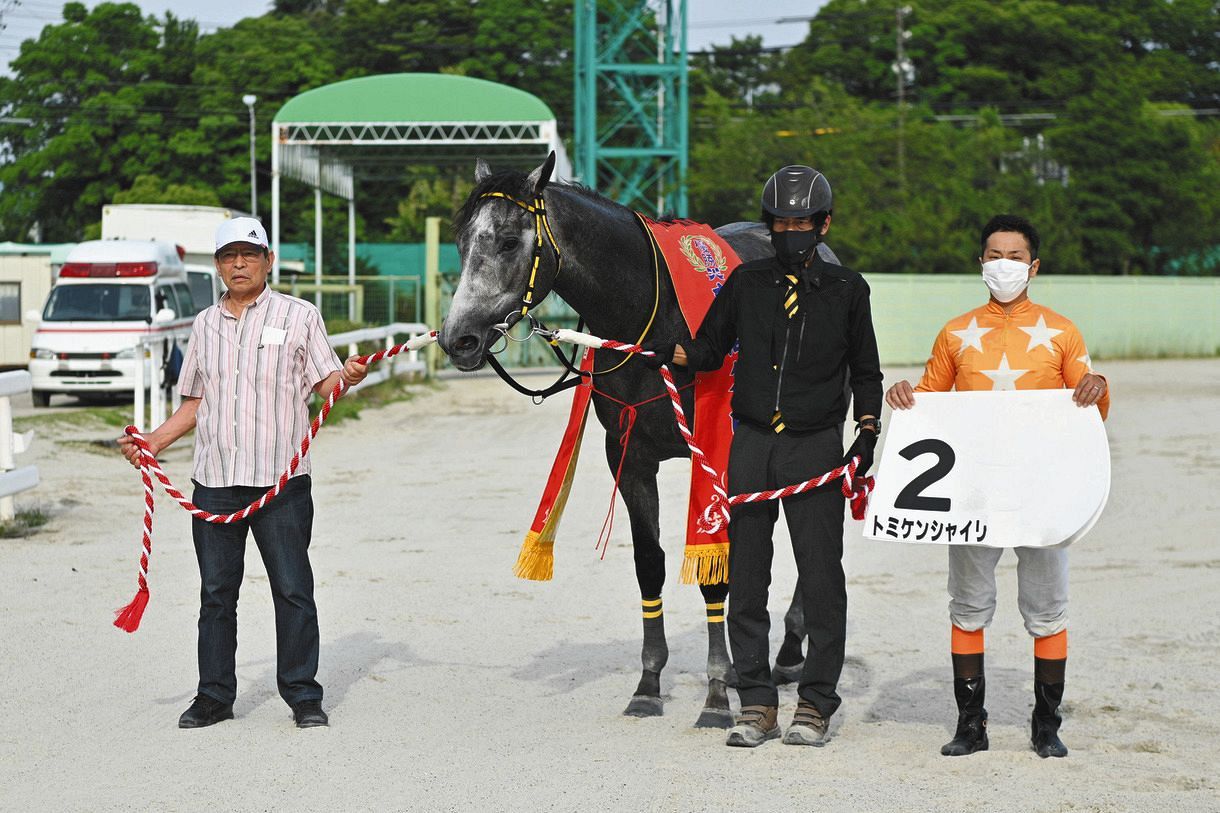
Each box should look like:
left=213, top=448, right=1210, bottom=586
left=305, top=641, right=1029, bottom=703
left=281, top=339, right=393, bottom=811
left=651, top=165, right=883, bottom=747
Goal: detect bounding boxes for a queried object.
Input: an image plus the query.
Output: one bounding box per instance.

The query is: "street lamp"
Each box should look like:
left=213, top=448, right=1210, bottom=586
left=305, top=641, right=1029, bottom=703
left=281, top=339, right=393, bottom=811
left=242, top=94, right=257, bottom=217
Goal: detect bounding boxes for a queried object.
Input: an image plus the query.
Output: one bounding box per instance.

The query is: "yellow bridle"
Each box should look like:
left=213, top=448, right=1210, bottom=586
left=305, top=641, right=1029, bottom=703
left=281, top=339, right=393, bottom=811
left=479, top=191, right=563, bottom=317
left=477, top=191, right=660, bottom=375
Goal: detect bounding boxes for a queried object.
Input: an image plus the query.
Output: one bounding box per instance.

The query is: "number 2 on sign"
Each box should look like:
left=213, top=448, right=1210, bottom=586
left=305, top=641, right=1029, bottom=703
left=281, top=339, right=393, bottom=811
left=894, top=439, right=956, bottom=512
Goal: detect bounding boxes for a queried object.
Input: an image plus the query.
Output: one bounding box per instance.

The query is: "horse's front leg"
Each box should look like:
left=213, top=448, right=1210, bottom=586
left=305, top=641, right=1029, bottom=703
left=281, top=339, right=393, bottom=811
left=612, top=444, right=668, bottom=718
left=773, top=586, right=806, bottom=685
left=695, top=580, right=735, bottom=728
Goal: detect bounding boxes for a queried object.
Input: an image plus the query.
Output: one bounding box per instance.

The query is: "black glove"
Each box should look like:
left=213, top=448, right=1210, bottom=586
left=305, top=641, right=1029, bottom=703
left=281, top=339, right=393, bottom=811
left=843, top=427, right=878, bottom=476
left=641, top=341, right=675, bottom=370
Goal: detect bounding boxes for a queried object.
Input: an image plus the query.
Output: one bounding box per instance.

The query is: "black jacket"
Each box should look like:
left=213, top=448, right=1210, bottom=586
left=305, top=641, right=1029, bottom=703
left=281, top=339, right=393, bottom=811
left=684, top=253, right=883, bottom=434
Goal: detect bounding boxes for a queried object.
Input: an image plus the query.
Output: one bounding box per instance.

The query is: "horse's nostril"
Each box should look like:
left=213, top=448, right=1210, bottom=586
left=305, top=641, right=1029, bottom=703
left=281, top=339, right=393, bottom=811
left=453, top=334, right=480, bottom=354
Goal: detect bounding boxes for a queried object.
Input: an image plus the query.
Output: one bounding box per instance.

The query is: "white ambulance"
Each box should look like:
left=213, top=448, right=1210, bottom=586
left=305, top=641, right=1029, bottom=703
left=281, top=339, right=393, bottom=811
left=27, top=240, right=210, bottom=407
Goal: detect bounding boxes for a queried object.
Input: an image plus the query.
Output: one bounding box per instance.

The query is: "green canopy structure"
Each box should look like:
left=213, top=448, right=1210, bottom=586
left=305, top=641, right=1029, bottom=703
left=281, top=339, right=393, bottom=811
left=270, top=73, right=572, bottom=287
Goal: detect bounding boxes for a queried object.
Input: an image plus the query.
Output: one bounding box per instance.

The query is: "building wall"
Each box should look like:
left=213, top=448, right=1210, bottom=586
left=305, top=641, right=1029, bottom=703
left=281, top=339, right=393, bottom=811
left=0, top=255, right=55, bottom=368
left=871, top=275, right=1220, bottom=364
left=276, top=241, right=1220, bottom=365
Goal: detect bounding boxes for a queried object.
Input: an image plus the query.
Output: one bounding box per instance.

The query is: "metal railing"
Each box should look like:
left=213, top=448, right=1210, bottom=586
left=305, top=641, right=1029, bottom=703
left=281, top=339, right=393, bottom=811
left=328, top=322, right=430, bottom=392
left=133, top=322, right=432, bottom=430
left=0, top=371, right=39, bottom=520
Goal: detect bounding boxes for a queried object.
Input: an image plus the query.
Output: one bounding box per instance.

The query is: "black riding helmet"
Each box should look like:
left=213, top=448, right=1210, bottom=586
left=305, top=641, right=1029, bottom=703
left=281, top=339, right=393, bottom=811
left=760, top=165, right=832, bottom=222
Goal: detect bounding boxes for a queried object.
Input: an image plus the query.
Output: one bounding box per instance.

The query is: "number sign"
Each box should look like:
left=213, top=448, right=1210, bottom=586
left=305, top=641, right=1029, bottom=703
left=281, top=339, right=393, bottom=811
left=864, top=390, right=1110, bottom=548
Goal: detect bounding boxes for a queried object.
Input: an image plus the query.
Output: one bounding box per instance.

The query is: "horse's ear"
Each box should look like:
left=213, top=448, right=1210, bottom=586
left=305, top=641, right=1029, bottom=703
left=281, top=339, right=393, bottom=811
left=474, top=158, right=493, bottom=183
left=527, top=151, right=557, bottom=196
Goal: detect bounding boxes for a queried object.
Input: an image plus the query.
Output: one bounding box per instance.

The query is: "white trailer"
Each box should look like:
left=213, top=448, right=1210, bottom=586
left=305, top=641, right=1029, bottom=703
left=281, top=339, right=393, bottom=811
left=101, top=203, right=242, bottom=305
left=101, top=204, right=249, bottom=268
left=0, top=242, right=74, bottom=368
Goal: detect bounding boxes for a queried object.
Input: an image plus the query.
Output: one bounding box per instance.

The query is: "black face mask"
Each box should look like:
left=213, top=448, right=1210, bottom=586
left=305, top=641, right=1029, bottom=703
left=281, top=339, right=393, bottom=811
left=771, top=229, right=819, bottom=269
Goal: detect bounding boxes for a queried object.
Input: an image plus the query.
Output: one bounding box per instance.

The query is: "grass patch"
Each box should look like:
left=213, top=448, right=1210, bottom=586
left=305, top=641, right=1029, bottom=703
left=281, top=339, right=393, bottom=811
left=14, top=404, right=136, bottom=434
left=309, top=375, right=428, bottom=425
left=0, top=508, right=49, bottom=539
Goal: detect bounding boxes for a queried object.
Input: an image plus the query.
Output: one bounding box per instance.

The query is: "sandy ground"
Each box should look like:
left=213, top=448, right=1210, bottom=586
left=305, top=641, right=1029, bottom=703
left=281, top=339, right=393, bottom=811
left=0, top=358, right=1218, bottom=813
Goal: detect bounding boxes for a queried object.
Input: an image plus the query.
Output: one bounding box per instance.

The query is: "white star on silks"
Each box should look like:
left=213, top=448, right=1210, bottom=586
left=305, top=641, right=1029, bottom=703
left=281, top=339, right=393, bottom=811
left=981, top=353, right=1031, bottom=391
left=1018, top=314, right=1064, bottom=353
left=1077, top=353, right=1094, bottom=372
left=950, top=317, right=993, bottom=355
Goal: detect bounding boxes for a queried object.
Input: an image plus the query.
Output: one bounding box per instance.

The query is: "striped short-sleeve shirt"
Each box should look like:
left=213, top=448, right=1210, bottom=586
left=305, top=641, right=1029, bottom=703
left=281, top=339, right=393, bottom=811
left=177, top=285, right=342, bottom=487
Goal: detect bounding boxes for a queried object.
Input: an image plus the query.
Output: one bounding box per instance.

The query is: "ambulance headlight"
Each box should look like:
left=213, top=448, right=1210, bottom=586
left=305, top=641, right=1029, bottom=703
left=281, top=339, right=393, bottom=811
left=115, top=347, right=138, bottom=359
left=30, top=348, right=55, bottom=360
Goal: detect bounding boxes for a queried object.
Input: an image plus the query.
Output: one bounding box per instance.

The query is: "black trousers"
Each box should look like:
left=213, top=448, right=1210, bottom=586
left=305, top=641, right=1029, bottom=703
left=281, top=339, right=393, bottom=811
left=191, top=475, right=322, bottom=707
left=727, top=423, right=846, bottom=716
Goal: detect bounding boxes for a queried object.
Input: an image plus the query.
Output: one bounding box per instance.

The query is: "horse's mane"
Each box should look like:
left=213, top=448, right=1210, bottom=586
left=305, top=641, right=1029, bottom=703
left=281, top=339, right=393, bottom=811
left=453, top=168, right=631, bottom=235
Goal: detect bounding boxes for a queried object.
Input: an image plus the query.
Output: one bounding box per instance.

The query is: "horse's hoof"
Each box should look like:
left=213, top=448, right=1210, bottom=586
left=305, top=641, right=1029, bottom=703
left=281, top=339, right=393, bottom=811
left=772, top=661, right=802, bottom=686
left=694, top=707, right=734, bottom=729
left=623, top=695, right=664, bottom=718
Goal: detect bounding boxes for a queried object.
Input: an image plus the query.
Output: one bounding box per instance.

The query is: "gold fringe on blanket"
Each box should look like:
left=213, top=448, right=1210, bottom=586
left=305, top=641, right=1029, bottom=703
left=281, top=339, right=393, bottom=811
left=514, top=530, right=555, bottom=581
left=515, top=380, right=591, bottom=582
left=680, top=542, right=730, bottom=586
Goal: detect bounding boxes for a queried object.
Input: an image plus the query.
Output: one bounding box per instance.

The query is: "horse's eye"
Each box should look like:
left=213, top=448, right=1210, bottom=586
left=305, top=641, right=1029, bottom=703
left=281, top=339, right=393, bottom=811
left=499, top=237, right=520, bottom=254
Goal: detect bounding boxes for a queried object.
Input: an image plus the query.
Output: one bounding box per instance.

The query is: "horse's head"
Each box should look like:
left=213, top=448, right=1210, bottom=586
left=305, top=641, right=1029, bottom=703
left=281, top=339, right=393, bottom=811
left=440, top=152, right=558, bottom=371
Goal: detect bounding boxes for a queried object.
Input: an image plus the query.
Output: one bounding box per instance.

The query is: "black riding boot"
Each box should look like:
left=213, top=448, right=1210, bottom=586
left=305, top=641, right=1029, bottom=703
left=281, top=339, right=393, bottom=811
left=941, top=675, right=989, bottom=756
left=1031, top=680, right=1068, bottom=758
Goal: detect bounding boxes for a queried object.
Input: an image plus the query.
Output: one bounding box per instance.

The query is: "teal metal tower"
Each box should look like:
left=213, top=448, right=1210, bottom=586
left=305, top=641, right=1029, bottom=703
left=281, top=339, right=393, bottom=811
left=573, top=0, right=689, bottom=218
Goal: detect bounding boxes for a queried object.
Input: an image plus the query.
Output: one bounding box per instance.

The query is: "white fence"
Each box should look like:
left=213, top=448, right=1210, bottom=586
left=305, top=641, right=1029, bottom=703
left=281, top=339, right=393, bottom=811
left=134, top=322, right=431, bottom=430
left=0, top=370, right=39, bottom=521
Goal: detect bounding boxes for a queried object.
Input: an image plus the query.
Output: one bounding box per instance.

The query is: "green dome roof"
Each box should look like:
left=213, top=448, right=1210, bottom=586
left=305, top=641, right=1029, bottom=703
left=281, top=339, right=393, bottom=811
left=274, top=73, right=556, bottom=124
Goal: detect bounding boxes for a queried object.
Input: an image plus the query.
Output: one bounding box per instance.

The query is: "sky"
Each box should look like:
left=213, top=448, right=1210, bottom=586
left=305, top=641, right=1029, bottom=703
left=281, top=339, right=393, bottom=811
left=0, top=0, right=828, bottom=70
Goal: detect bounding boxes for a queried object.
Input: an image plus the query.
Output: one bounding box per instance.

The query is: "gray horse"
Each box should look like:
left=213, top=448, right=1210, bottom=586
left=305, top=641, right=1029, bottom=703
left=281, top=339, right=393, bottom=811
left=440, top=153, right=824, bottom=727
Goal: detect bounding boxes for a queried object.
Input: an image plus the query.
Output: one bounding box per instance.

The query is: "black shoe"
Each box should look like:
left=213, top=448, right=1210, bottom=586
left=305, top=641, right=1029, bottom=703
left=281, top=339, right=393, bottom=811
left=1031, top=680, right=1068, bottom=758
left=292, top=699, right=329, bottom=728
left=941, top=676, right=989, bottom=756
left=178, top=694, right=234, bottom=729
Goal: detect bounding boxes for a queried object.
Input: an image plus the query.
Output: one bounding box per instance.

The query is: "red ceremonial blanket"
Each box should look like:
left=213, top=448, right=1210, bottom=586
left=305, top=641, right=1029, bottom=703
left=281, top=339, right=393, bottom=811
left=515, top=217, right=741, bottom=585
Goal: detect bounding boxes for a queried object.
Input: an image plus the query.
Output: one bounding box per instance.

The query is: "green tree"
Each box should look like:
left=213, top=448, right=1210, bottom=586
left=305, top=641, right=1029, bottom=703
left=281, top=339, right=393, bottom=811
left=691, top=36, right=784, bottom=110
left=1050, top=82, right=1220, bottom=274
left=384, top=170, right=473, bottom=242
left=454, top=0, right=574, bottom=129
left=185, top=13, right=338, bottom=235
left=111, top=174, right=223, bottom=206
left=0, top=3, right=201, bottom=240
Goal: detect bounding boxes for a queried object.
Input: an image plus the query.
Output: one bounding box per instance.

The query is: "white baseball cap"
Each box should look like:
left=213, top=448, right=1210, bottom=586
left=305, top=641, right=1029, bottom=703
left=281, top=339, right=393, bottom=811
left=215, top=217, right=270, bottom=252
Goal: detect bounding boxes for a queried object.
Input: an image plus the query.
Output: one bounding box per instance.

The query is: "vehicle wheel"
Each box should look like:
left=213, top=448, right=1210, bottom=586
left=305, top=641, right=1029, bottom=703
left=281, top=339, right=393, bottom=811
left=31, top=390, right=51, bottom=408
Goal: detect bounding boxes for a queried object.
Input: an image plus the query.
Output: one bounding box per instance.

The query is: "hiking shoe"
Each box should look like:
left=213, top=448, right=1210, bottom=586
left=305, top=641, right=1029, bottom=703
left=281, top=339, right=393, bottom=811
left=725, top=704, right=780, bottom=747
left=783, top=699, right=829, bottom=746
left=292, top=699, right=329, bottom=728
left=178, top=694, right=234, bottom=729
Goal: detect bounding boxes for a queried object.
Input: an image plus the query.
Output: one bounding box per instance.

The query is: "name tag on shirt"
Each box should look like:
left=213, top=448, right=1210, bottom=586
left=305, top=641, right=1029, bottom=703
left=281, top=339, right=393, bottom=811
left=260, top=326, right=287, bottom=346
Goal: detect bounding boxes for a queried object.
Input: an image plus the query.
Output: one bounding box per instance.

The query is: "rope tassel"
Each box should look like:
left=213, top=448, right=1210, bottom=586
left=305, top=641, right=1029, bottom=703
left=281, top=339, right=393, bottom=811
left=113, top=331, right=438, bottom=633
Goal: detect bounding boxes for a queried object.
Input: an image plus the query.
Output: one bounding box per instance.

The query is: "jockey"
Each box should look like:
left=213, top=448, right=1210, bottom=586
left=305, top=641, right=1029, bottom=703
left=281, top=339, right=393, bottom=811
left=886, top=214, right=1110, bottom=759
left=649, top=165, right=884, bottom=747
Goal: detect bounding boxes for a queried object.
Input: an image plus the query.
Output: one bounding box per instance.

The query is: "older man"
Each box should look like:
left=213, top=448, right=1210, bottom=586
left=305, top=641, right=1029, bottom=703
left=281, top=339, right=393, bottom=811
left=886, top=214, right=1109, bottom=758
left=118, top=217, right=367, bottom=729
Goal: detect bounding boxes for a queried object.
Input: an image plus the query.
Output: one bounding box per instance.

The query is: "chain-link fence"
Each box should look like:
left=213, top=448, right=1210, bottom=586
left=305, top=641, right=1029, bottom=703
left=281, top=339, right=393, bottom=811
left=276, top=275, right=423, bottom=333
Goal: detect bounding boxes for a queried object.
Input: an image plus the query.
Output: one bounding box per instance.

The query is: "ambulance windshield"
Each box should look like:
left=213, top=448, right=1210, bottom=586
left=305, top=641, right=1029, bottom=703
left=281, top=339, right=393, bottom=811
left=43, top=284, right=152, bottom=322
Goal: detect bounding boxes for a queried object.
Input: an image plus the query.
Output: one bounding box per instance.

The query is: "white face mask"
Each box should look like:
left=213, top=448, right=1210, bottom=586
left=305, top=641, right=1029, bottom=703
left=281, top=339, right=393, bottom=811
left=981, top=258, right=1031, bottom=303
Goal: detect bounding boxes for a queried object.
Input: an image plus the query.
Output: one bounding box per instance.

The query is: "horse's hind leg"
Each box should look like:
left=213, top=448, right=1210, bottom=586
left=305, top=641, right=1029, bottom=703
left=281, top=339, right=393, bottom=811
left=773, top=587, right=806, bottom=685
left=694, top=580, right=735, bottom=729
left=613, top=449, right=668, bottom=718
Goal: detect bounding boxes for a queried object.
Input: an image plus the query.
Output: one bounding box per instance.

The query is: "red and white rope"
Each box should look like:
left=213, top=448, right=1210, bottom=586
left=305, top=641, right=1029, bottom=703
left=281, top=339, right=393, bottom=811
left=114, top=330, right=439, bottom=632
left=550, top=328, right=874, bottom=531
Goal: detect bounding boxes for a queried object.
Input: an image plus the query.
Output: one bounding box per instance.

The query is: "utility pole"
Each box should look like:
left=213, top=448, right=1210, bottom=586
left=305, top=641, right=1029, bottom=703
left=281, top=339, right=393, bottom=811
left=242, top=94, right=258, bottom=217
left=893, top=5, right=913, bottom=195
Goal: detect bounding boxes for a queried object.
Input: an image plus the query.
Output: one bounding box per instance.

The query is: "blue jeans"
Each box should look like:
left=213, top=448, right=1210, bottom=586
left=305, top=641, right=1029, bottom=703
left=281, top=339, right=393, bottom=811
left=191, top=475, right=322, bottom=707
